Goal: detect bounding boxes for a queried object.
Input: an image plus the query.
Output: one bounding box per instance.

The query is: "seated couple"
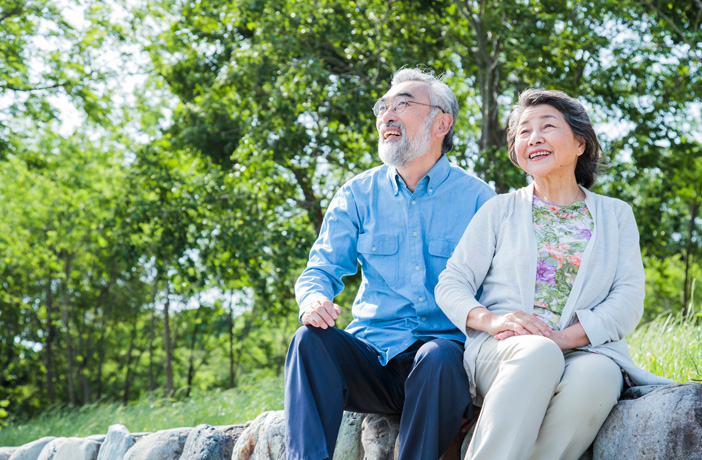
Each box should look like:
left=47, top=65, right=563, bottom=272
left=284, top=68, right=671, bottom=460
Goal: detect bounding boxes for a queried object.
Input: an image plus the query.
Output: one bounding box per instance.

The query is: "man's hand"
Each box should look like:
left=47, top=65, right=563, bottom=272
left=301, top=297, right=342, bottom=329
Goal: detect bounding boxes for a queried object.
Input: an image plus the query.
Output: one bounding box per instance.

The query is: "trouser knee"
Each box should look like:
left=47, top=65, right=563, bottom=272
left=288, top=325, right=341, bottom=360
left=520, top=336, right=564, bottom=368
left=413, top=339, right=464, bottom=374
left=408, top=339, right=472, bottom=410
left=562, top=353, right=623, bottom=402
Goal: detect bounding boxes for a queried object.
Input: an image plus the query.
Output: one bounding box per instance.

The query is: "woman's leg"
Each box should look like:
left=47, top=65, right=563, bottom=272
left=528, top=351, right=623, bottom=460
left=466, top=335, right=565, bottom=460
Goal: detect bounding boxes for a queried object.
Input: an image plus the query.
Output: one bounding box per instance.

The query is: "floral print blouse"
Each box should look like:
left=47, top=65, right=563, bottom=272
left=532, top=196, right=593, bottom=330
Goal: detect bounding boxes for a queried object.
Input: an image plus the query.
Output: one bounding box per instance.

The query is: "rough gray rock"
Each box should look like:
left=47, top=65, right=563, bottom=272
left=53, top=437, right=101, bottom=460
left=230, top=410, right=404, bottom=460
left=97, top=424, right=135, bottom=460
left=9, top=436, right=56, bottom=460
left=360, top=414, right=399, bottom=460
left=0, top=447, right=18, bottom=460
left=232, top=411, right=286, bottom=460
left=593, top=382, right=702, bottom=460
left=36, top=438, right=67, bottom=460
left=122, top=427, right=190, bottom=460
left=181, top=424, right=234, bottom=460
left=333, top=412, right=365, bottom=460
left=216, top=425, right=248, bottom=446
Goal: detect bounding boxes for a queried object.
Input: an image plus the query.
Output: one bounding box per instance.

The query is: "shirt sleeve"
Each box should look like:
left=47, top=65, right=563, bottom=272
left=576, top=203, right=645, bottom=347
left=435, top=198, right=500, bottom=335
left=295, top=185, right=360, bottom=320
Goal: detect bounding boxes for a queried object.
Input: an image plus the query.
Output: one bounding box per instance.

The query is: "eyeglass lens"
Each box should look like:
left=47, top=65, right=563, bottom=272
left=373, top=96, right=408, bottom=117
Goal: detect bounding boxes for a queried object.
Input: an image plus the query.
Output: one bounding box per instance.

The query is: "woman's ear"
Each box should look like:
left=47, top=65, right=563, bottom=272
left=576, top=137, right=586, bottom=156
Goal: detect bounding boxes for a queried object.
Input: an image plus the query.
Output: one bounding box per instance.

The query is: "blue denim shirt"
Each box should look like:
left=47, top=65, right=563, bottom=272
left=295, top=155, right=496, bottom=365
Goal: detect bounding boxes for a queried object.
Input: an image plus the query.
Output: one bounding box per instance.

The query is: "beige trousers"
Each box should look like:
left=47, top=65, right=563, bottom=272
left=465, top=335, right=623, bottom=460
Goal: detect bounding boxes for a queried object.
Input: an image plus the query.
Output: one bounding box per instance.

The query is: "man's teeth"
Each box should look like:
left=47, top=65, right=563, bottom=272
left=384, top=130, right=401, bottom=139
left=530, top=151, right=550, bottom=159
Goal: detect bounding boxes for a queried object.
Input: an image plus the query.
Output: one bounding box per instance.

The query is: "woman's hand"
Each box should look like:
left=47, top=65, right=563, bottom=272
left=467, top=307, right=552, bottom=338
left=548, top=322, right=590, bottom=350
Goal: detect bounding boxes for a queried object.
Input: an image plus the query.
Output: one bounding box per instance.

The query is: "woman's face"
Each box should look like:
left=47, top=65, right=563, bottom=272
left=514, top=104, right=585, bottom=182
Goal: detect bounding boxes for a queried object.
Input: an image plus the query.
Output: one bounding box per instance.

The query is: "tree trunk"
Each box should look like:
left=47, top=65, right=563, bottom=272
left=77, top=369, right=92, bottom=404
left=231, top=313, right=256, bottom=388
left=185, top=296, right=203, bottom=398
left=682, top=199, right=700, bottom=316
left=44, top=278, right=56, bottom=404
left=60, top=254, right=77, bottom=406
left=96, top=320, right=107, bottom=400
left=455, top=0, right=509, bottom=192
left=122, top=319, right=139, bottom=405
left=96, top=275, right=115, bottom=400
left=164, top=286, right=174, bottom=396
left=228, top=292, right=235, bottom=389
left=148, top=276, right=159, bottom=392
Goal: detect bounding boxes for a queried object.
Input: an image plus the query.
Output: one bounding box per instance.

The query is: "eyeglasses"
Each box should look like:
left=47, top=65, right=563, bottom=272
left=372, top=96, right=446, bottom=118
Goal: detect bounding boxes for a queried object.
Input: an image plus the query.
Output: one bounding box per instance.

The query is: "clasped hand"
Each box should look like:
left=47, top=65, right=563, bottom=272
left=474, top=309, right=577, bottom=350
left=301, top=297, right=342, bottom=329
left=485, top=310, right=552, bottom=339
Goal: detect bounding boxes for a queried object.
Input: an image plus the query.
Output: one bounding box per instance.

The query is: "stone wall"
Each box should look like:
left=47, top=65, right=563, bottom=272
left=2, top=383, right=701, bottom=460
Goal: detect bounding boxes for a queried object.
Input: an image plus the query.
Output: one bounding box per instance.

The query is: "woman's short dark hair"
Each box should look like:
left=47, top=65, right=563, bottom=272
left=506, top=89, right=602, bottom=189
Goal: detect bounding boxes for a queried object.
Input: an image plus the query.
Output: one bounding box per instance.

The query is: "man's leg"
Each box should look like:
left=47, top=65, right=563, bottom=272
left=397, top=339, right=473, bottom=460
left=284, top=326, right=404, bottom=460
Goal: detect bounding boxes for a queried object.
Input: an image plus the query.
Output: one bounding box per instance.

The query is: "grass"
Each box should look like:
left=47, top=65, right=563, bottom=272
left=628, top=312, right=702, bottom=383
left=0, top=374, right=284, bottom=447
left=2, top=310, right=702, bottom=447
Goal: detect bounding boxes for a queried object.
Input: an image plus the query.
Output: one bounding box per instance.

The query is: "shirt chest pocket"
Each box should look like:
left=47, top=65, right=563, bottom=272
left=357, top=234, right=399, bottom=285
left=428, top=238, right=455, bottom=282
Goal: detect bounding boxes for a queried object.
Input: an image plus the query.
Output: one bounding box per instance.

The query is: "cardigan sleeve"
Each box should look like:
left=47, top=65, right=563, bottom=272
left=436, top=197, right=500, bottom=335
left=576, top=203, right=645, bottom=347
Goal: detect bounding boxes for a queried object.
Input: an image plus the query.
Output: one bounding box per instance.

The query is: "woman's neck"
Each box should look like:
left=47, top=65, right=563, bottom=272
left=533, top=178, right=583, bottom=206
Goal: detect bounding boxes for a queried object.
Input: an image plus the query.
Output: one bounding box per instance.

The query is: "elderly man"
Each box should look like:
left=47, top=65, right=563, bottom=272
left=285, top=68, right=495, bottom=460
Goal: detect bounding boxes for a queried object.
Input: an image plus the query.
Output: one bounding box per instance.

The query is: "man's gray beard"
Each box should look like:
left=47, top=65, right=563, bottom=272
left=378, top=115, right=434, bottom=169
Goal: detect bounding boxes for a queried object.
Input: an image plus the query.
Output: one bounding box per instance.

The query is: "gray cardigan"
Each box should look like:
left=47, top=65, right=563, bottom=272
left=436, top=184, right=672, bottom=403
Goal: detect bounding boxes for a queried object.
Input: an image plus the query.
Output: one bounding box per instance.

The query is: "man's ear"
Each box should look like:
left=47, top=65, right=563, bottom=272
left=435, top=113, right=453, bottom=137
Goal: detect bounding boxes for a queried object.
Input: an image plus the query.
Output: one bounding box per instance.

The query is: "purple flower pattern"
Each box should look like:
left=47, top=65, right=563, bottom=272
left=536, top=260, right=557, bottom=286
left=532, top=196, right=593, bottom=330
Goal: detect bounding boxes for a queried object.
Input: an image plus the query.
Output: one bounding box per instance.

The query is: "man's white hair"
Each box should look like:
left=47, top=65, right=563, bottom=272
left=391, top=68, right=458, bottom=154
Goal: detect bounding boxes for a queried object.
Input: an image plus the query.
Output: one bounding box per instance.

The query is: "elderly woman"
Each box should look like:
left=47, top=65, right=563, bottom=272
left=436, top=89, right=671, bottom=460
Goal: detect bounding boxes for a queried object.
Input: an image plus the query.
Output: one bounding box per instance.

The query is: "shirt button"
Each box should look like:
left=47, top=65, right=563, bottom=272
left=412, top=231, right=417, bottom=237
left=421, top=316, right=427, bottom=321
left=415, top=265, right=420, bottom=271
left=371, top=246, right=376, bottom=251
left=418, top=297, right=424, bottom=302
left=429, top=188, right=433, bottom=193
left=411, top=200, right=416, bottom=205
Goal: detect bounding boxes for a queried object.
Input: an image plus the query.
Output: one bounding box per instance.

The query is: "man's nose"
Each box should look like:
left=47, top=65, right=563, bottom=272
left=379, top=106, right=397, bottom=124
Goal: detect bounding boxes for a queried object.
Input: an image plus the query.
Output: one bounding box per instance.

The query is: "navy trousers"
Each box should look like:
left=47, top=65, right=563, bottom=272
left=284, top=325, right=473, bottom=460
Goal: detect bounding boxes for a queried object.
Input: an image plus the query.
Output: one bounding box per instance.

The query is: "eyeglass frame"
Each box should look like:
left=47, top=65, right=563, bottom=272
left=372, top=96, right=447, bottom=118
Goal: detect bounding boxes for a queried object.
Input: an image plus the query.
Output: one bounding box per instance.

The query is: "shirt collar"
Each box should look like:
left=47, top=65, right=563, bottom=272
left=425, top=155, right=451, bottom=192
left=388, top=166, right=401, bottom=196
left=386, top=154, right=451, bottom=196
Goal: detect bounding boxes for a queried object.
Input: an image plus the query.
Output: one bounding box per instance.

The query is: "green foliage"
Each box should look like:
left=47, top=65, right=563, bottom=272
left=0, top=400, right=8, bottom=428
left=0, top=0, right=124, bottom=158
